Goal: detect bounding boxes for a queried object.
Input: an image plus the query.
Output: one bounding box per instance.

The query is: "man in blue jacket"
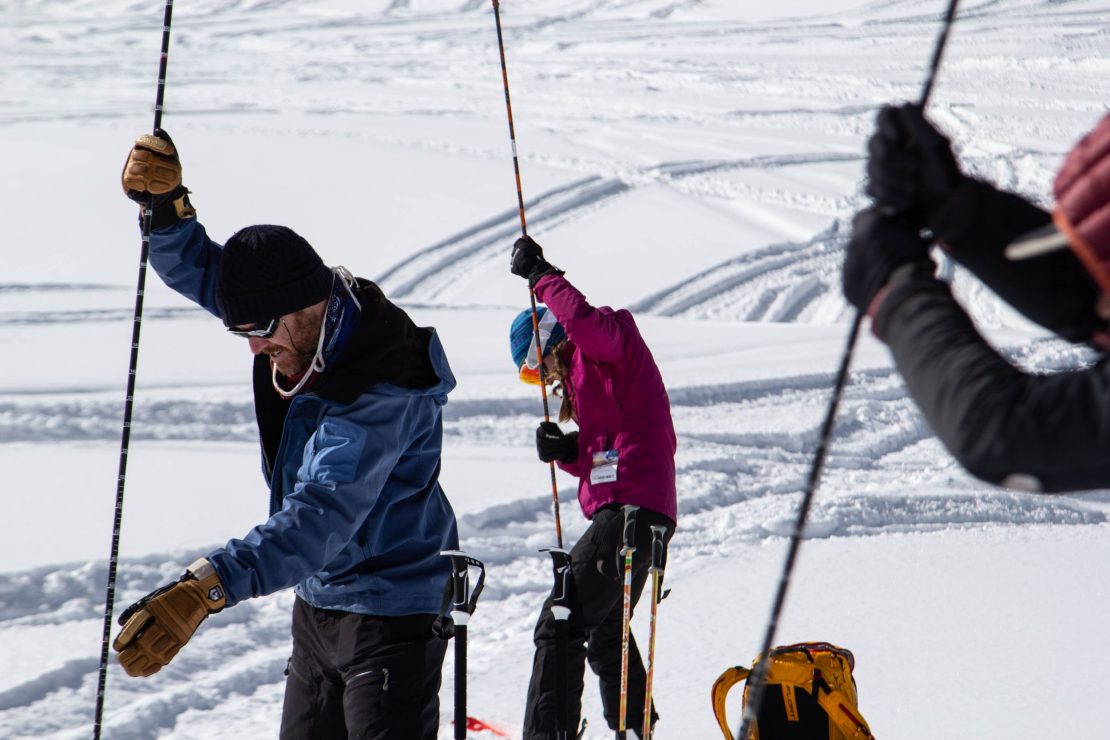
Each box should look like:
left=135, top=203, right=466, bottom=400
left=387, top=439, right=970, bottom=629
left=113, top=131, right=459, bottom=740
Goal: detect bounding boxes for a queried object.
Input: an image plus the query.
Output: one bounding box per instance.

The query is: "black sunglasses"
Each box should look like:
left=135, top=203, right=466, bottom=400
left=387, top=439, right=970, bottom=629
left=227, top=317, right=280, bottom=339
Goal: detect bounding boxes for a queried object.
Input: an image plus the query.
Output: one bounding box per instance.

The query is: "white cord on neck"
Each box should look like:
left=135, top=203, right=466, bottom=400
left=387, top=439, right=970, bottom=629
left=335, top=265, right=361, bottom=310
left=269, top=266, right=362, bottom=399
left=272, top=314, right=328, bottom=400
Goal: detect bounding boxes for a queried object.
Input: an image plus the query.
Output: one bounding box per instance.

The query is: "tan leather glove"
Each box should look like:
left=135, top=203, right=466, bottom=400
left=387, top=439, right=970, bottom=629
left=121, top=130, right=195, bottom=229
left=113, top=558, right=227, bottom=678
left=121, top=131, right=182, bottom=198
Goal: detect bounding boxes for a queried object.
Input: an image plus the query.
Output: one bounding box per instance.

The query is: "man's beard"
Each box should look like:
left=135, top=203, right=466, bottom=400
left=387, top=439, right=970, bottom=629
left=277, top=315, right=322, bottom=377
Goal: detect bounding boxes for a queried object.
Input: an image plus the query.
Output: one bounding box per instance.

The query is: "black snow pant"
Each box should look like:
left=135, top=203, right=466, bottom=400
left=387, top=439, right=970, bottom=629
left=522, top=504, right=675, bottom=739
left=279, top=597, right=448, bottom=740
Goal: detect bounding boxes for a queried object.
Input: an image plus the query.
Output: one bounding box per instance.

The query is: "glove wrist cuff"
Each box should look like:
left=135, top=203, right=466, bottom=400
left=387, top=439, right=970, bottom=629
left=138, top=188, right=195, bottom=231
left=561, top=431, right=579, bottom=463
left=528, top=263, right=565, bottom=289
left=185, top=557, right=226, bottom=611
left=924, top=175, right=976, bottom=243
left=186, top=557, right=216, bottom=581
left=871, top=262, right=941, bottom=340
left=148, top=188, right=195, bottom=231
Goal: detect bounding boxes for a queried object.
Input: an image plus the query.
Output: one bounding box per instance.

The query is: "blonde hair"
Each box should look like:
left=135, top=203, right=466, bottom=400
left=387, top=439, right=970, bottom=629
left=549, top=341, right=574, bottom=423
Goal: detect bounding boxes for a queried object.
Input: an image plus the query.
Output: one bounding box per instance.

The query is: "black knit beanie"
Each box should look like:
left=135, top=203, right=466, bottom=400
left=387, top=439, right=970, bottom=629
left=216, top=225, right=335, bottom=327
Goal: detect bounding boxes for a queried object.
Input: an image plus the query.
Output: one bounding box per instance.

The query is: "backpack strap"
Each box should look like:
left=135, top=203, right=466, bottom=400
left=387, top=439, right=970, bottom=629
left=711, top=666, right=750, bottom=740
left=813, top=683, right=875, bottom=739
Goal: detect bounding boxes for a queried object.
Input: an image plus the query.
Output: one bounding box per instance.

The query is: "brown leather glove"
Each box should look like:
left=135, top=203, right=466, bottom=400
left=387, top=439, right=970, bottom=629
left=121, top=130, right=195, bottom=229
left=113, top=558, right=227, bottom=678
left=122, top=131, right=182, bottom=197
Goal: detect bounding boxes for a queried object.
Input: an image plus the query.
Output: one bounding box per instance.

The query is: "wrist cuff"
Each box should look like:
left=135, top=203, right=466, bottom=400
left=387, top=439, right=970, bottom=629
left=140, top=188, right=195, bottom=231
left=871, top=262, right=943, bottom=341
left=926, top=176, right=982, bottom=245
left=560, top=431, right=579, bottom=463
left=186, top=557, right=216, bottom=581
left=186, top=557, right=227, bottom=611
left=528, top=263, right=565, bottom=290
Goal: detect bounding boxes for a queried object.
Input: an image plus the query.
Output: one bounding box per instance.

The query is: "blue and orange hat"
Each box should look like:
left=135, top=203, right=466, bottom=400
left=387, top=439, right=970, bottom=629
left=510, top=307, right=566, bottom=384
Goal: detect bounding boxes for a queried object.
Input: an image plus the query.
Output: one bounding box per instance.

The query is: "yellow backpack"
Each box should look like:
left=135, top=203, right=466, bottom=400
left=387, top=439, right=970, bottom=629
left=711, top=642, right=874, bottom=740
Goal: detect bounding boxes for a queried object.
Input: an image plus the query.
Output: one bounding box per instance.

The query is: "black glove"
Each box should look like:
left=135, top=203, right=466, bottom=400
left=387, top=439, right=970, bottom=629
left=842, top=208, right=934, bottom=312
left=511, top=236, right=564, bottom=288
left=121, top=129, right=195, bottom=230
left=866, top=103, right=964, bottom=228
left=535, top=421, right=578, bottom=464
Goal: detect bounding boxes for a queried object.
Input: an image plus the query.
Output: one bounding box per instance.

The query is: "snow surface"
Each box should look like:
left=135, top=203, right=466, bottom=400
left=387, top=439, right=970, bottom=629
left=3, top=0, right=1110, bottom=737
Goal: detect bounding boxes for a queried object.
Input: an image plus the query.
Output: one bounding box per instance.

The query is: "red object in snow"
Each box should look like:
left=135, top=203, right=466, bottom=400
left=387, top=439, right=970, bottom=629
left=460, top=716, right=511, bottom=737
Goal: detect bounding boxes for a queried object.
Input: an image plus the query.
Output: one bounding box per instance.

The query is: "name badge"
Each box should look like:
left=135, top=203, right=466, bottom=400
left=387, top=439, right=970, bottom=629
left=590, top=449, right=619, bottom=485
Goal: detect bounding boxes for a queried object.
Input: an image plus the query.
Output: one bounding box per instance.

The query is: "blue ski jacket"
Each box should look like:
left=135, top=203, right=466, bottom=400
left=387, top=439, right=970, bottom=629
left=148, top=218, right=459, bottom=616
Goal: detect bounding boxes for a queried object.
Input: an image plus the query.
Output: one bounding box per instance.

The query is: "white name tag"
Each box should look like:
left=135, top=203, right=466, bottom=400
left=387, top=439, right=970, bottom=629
left=590, top=449, right=619, bottom=485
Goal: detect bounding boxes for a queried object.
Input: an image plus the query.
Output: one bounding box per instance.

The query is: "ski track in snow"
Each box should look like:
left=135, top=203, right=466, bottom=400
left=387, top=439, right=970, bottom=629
left=5, top=0, right=1110, bottom=737
left=377, top=175, right=633, bottom=302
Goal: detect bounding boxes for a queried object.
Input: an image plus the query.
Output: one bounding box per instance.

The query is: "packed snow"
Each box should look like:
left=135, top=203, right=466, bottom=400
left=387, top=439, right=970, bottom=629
left=3, top=0, right=1110, bottom=738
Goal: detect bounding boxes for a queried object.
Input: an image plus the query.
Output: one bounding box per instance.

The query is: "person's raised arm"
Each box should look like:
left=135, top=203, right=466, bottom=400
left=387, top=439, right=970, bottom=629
left=509, top=235, right=627, bottom=363
left=877, top=264, right=1110, bottom=492
left=844, top=207, right=1110, bottom=492
left=121, top=130, right=222, bottom=317
left=865, top=104, right=1103, bottom=342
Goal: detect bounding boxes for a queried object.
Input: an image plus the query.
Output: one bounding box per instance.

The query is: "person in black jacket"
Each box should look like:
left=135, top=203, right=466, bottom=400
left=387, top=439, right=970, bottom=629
left=842, top=105, right=1110, bottom=492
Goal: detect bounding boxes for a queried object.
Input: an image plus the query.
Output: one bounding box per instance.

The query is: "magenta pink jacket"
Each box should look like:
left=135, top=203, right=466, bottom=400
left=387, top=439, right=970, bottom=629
left=534, top=274, right=677, bottom=522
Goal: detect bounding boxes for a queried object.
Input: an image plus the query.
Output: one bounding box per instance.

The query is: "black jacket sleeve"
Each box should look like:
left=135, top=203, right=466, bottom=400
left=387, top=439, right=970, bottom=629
left=929, top=178, right=1103, bottom=343
left=874, top=265, right=1110, bottom=493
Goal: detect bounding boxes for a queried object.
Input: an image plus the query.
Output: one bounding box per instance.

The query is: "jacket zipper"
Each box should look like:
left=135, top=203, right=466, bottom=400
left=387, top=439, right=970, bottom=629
left=606, top=367, right=621, bottom=410
left=269, top=396, right=322, bottom=515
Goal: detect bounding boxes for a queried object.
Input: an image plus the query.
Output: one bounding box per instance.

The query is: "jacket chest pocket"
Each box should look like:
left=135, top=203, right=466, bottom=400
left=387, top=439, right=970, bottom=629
left=577, top=364, right=619, bottom=415
left=602, top=365, right=620, bottom=410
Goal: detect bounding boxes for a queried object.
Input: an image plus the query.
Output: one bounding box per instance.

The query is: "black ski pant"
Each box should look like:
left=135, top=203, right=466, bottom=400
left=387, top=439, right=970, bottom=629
left=279, top=597, right=447, bottom=740
left=522, top=504, right=675, bottom=739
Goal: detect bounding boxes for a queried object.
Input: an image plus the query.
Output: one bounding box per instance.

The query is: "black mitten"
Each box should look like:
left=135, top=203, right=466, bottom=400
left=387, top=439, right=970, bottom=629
left=842, top=208, right=935, bottom=312
left=535, top=421, right=578, bottom=464
left=511, top=236, right=564, bottom=288
left=866, top=103, right=964, bottom=229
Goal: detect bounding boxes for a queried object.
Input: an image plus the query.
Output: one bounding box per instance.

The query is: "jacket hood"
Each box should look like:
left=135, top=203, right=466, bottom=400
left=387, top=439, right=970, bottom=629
left=310, top=278, right=454, bottom=405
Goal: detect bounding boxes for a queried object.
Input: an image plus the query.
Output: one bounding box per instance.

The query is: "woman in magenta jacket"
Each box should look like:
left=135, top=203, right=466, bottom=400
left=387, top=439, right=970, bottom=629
left=510, top=235, right=677, bottom=740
